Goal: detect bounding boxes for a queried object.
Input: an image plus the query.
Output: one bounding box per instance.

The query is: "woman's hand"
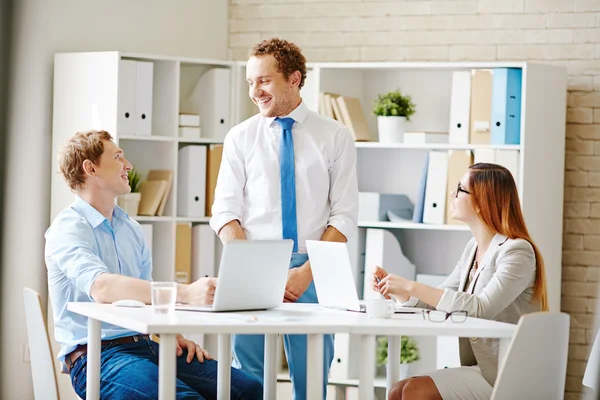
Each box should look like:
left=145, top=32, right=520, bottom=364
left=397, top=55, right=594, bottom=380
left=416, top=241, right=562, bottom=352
left=371, top=266, right=388, bottom=293
left=377, top=273, right=413, bottom=302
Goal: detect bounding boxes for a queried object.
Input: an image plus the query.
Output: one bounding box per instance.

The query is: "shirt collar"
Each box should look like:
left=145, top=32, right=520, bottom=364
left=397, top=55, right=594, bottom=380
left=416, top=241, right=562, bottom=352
left=266, top=100, right=309, bottom=128
left=72, top=196, right=128, bottom=229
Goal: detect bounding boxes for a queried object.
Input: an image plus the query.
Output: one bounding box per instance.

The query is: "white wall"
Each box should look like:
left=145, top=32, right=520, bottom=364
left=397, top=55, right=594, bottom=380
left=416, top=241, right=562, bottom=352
left=1, top=1, right=228, bottom=398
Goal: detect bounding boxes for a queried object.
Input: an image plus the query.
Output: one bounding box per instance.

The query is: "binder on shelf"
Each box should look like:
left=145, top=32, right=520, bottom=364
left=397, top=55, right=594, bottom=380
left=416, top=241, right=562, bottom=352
left=139, top=224, right=153, bottom=257
left=422, top=151, right=449, bottom=225
left=192, top=224, right=216, bottom=280
left=473, top=149, right=496, bottom=165
left=138, top=180, right=169, bottom=216
left=469, top=70, right=493, bottom=145
left=335, top=96, right=372, bottom=142
left=117, top=60, right=137, bottom=135
left=134, top=61, right=153, bottom=136
left=412, top=153, right=429, bottom=223
left=188, top=68, right=231, bottom=141
left=448, top=71, right=471, bottom=144
left=178, top=145, right=207, bottom=217
left=491, top=68, right=522, bottom=145
left=205, top=144, right=223, bottom=217
left=495, top=149, right=520, bottom=185
left=329, top=333, right=361, bottom=380
left=175, top=223, right=192, bottom=284
left=147, top=170, right=173, bottom=217
left=362, top=228, right=416, bottom=301
left=445, top=150, right=473, bottom=225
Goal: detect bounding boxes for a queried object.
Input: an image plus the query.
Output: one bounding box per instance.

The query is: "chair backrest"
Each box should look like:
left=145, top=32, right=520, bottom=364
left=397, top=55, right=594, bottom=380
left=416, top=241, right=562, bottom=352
left=491, top=312, right=570, bottom=400
left=23, top=288, right=59, bottom=400
left=583, top=329, right=599, bottom=392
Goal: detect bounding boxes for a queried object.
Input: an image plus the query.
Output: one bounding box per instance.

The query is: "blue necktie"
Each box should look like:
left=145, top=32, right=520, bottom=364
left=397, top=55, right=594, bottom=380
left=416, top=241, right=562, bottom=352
left=275, top=117, right=298, bottom=253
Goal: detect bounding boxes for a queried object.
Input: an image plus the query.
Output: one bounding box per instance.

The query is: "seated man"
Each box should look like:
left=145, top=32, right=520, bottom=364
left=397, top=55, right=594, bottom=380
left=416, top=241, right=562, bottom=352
left=45, top=129, right=263, bottom=400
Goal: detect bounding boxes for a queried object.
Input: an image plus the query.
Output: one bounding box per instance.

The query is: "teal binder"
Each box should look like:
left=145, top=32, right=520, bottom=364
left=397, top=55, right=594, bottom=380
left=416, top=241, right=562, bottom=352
left=491, top=68, right=522, bottom=145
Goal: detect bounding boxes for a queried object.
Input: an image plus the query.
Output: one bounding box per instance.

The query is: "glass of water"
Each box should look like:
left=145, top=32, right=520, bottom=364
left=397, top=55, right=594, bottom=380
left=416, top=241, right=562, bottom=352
left=151, top=282, right=177, bottom=314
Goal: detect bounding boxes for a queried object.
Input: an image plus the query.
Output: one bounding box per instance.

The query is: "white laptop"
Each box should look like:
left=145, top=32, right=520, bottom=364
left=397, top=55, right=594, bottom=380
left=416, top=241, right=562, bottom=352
left=176, top=240, right=293, bottom=312
left=306, top=240, right=420, bottom=314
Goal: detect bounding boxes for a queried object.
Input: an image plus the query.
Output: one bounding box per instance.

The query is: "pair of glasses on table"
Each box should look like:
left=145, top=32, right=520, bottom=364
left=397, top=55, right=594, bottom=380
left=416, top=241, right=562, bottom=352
left=421, top=309, right=468, bottom=323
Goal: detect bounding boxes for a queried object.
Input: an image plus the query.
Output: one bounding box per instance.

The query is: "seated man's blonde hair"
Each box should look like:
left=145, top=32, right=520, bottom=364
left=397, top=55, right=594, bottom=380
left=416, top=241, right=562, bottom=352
left=59, top=130, right=113, bottom=191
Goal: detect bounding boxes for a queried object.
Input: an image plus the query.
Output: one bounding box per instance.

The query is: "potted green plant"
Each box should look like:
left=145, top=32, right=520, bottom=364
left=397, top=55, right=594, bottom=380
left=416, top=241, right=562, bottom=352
left=117, top=168, right=142, bottom=216
left=372, top=89, right=416, bottom=143
left=376, top=336, right=420, bottom=379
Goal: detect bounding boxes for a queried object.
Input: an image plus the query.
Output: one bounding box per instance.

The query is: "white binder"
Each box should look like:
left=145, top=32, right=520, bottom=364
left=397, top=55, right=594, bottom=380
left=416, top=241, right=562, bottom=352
left=134, top=61, right=153, bottom=136
left=495, top=150, right=520, bottom=185
left=117, top=60, right=136, bottom=135
left=362, top=228, right=416, bottom=301
left=191, top=224, right=216, bottom=281
left=329, top=333, right=361, bottom=380
left=473, top=149, right=496, bottom=165
left=177, top=145, right=207, bottom=217
left=189, top=68, right=230, bottom=141
left=448, top=71, right=471, bottom=144
left=423, top=151, right=449, bottom=225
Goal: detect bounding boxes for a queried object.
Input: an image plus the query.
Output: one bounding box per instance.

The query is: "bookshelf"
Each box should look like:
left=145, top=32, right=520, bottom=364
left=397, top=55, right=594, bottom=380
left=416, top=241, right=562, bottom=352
left=50, top=53, right=567, bottom=376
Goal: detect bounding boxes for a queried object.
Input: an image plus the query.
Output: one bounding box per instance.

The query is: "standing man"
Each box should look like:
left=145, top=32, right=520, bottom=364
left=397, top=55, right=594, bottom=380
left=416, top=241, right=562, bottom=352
left=209, top=38, right=359, bottom=399
left=46, top=130, right=263, bottom=399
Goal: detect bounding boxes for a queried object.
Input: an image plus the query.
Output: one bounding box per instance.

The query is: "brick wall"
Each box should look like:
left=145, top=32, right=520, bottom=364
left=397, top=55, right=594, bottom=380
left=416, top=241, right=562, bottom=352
left=229, top=0, right=599, bottom=398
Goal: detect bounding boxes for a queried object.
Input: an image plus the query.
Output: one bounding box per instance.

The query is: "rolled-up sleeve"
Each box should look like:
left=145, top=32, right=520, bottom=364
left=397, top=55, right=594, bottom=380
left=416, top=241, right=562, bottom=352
left=327, top=127, right=359, bottom=240
left=45, top=219, right=109, bottom=300
left=436, top=241, right=536, bottom=319
left=209, top=131, right=246, bottom=234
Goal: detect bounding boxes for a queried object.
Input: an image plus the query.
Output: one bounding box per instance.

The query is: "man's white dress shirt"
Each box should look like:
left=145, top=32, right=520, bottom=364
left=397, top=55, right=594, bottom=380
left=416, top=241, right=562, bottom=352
left=209, top=100, right=359, bottom=253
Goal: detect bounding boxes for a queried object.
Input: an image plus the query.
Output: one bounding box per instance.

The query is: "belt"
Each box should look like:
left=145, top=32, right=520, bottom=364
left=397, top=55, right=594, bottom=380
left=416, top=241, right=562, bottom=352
left=65, top=334, right=150, bottom=373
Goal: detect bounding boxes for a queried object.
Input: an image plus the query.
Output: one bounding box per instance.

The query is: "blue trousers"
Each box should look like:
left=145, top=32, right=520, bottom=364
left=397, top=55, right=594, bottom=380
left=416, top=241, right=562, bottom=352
left=69, top=336, right=263, bottom=399
left=231, top=253, right=335, bottom=400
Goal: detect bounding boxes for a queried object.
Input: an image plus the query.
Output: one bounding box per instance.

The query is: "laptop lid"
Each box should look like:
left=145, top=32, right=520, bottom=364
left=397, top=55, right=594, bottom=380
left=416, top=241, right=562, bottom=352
left=306, top=240, right=362, bottom=312
left=178, top=239, right=293, bottom=312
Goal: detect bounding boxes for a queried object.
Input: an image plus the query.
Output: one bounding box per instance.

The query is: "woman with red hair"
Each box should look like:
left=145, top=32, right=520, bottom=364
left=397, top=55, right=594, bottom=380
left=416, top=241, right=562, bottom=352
left=373, top=163, right=548, bottom=400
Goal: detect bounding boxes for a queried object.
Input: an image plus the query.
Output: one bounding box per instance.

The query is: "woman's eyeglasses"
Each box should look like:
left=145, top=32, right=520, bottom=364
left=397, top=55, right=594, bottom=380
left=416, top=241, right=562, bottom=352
left=453, top=183, right=471, bottom=198
left=421, top=309, right=468, bottom=323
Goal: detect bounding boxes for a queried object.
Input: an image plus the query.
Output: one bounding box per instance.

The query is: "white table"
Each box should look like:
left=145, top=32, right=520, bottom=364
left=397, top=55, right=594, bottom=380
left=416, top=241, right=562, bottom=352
left=68, top=303, right=517, bottom=400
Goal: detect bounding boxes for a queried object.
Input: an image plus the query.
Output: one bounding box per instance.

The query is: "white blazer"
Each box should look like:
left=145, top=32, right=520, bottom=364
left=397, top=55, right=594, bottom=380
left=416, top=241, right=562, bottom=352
left=409, top=233, right=542, bottom=385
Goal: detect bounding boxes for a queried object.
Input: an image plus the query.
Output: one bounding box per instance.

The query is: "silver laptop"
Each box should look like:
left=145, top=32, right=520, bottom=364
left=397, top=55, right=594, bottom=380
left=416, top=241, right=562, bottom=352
left=306, top=240, right=420, bottom=314
left=176, top=240, right=293, bottom=312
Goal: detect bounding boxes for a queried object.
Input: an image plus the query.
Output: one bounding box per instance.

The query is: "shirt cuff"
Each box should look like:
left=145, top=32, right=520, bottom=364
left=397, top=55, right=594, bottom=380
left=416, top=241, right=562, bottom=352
left=436, top=288, right=455, bottom=312
left=209, top=212, right=241, bottom=235
left=327, top=217, right=355, bottom=241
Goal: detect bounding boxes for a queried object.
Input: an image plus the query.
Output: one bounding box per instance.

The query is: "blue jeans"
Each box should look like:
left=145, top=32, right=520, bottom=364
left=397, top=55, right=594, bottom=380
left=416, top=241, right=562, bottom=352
left=231, top=253, right=335, bottom=400
left=69, top=337, right=263, bottom=399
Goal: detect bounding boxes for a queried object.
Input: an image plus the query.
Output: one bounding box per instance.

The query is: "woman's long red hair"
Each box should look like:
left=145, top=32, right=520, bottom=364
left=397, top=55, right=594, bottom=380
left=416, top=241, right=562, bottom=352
left=468, top=163, right=548, bottom=311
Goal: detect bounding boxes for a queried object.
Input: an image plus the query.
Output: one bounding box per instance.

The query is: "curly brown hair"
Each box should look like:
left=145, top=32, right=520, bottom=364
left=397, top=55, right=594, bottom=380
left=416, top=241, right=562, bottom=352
left=59, top=129, right=113, bottom=191
left=249, top=38, right=307, bottom=89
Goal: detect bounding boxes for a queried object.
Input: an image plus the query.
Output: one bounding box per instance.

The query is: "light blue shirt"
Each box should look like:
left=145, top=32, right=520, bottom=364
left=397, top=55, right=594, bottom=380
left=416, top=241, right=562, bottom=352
left=44, top=196, right=152, bottom=360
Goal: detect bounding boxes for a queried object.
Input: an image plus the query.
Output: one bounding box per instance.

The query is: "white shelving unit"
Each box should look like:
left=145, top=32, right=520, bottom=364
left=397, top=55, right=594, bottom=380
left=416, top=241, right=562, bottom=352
left=50, top=53, right=567, bottom=380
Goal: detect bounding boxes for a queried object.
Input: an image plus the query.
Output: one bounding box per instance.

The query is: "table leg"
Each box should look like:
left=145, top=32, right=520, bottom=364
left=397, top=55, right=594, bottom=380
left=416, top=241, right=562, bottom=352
left=86, top=318, right=101, bottom=400
left=359, top=335, right=376, bottom=400
left=218, top=334, right=232, bottom=400
left=158, top=333, right=177, bottom=400
left=264, top=334, right=278, bottom=400
left=386, top=335, right=401, bottom=397
left=498, top=337, right=511, bottom=371
left=306, top=334, right=324, bottom=399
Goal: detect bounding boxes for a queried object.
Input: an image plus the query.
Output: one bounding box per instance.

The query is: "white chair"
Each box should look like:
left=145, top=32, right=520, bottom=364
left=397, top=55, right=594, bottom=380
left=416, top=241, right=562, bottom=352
left=23, top=287, right=59, bottom=400
left=491, top=312, right=570, bottom=400
left=583, top=329, right=599, bottom=394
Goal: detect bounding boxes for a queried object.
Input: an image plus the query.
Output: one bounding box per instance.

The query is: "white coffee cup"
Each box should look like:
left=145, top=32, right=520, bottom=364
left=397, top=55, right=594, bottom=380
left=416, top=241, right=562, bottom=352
left=366, top=299, right=394, bottom=319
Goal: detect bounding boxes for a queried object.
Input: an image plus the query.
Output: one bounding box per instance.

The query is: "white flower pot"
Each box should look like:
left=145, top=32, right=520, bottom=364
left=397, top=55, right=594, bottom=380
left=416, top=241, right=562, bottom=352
left=117, top=192, right=142, bottom=216
left=400, top=362, right=411, bottom=380
left=377, top=116, right=406, bottom=143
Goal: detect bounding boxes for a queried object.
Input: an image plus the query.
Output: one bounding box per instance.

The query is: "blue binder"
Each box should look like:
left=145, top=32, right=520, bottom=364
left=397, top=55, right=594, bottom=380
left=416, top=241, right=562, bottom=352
left=491, top=68, right=522, bottom=145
